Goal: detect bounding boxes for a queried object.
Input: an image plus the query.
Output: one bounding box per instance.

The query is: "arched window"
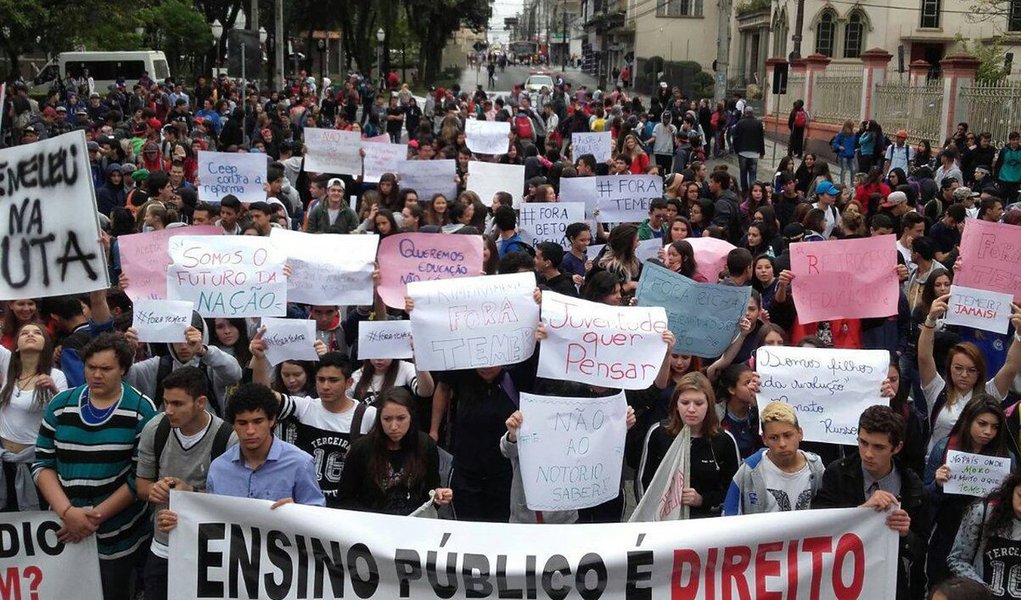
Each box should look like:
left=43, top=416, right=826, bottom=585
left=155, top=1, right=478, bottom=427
left=772, top=10, right=789, bottom=58
left=815, top=10, right=836, bottom=57
left=843, top=11, right=865, bottom=58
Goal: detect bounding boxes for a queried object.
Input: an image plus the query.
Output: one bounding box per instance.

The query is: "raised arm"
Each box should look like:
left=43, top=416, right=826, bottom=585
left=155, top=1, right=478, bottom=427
left=993, top=304, right=1021, bottom=397
left=917, top=294, right=948, bottom=391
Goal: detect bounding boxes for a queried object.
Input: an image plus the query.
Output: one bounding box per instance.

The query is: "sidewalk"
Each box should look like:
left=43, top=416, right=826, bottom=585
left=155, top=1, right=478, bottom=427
left=707, top=135, right=840, bottom=186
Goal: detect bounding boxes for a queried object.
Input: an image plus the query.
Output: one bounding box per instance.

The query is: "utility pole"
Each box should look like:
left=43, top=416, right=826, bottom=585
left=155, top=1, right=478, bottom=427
left=562, top=9, right=568, bottom=71
left=249, top=0, right=258, bottom=34
left=713, top=0, right=732, bottom=103
left=790, top=0, right=805, bottom=61
left=274, top=0, right=284, bottom=90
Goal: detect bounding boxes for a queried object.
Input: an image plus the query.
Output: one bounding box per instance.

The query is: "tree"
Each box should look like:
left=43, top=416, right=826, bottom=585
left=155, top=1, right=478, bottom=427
left=140, top=0, right=215, bottom=76
left=954, top=34, right=1009, bottom=84
left=403, top=0, right=489, bottom=83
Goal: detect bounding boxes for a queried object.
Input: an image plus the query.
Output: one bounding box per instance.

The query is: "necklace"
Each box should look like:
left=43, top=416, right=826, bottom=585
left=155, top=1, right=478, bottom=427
left=79, top=387, right=121, bottom=425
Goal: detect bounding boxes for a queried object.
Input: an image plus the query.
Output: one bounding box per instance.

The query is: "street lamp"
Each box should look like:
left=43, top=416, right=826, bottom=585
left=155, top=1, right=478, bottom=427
left=211, top=19, right=223, bottom=74
left=376, top=28, right=385, bottom=90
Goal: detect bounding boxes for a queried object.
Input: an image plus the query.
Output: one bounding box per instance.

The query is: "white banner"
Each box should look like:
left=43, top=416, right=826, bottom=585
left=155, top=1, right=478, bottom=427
left=261, top=317, right=319, bottom=366
left=467, top=161, right=525, bottom=207
left=518, top=391, right=627, bottom=511
left=408, top=272, right=539, bottom=371
left=0, top=130, right=109, bottom=299
left=945, top=284, right=1013, bottom=335
left=132, top=299, right=193, bottom=343
left=944, top=449, right=1012, bottom=497
left=539, top=292, right=669, bottom=389
left=166, top=235, right=287, bottom=318
left=197, top=150, right=266, bottom=204
left=756, top=346, right=890, bottom=445
left=303, top=128, right=363, bottom=175
left=396, top=159, right=458, bottom=201
left=270, top=228, right=377, bottom=306
left=572, top=131, right=613, bottom=162
left=558, top=175, right=663, bottom=221
left=358, top=320, right=413, bottom=360
left=519, top=202, right=585, bottom=248
left=362, top=142, right=408, bottom=183
left=167, top=491, right=898, bottom=599
left=465, top=119, right=511, bottom=155
left=0, top=510, right=103, bottom=599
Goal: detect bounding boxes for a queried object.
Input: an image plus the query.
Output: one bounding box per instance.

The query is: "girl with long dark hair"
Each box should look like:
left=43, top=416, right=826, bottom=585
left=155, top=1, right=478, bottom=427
left=336, top=388, right=452, bottom=515
left=948, top=472, right=1021, bottom=597
left=349, top=358, right=434, bottom=406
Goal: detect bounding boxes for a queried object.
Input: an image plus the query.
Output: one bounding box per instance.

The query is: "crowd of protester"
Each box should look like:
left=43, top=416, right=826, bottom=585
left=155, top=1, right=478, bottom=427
left=2, top=66, right=1021, bottom=600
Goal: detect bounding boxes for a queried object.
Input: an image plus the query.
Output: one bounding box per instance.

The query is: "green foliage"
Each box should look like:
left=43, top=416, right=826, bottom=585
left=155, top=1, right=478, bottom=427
left=954, top=33, right=1009, bottom=84
left=735, top=0, right=770, bottom=16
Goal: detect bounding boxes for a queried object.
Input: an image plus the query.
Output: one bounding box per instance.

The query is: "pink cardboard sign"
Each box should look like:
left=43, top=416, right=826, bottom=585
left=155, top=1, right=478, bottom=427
left=956, top=218, right=1021, bottom=302
left=790, top=235, right=899, bottom=323
left=376, top=233, right=485, bottom=308
left=686, top=237, right=736, bottom=283
left=118, top=226, right=221, bottom=301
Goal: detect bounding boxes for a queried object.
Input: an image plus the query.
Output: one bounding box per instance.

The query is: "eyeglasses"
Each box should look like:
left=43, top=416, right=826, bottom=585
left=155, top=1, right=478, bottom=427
left=951, top=364, right=978, bottom=377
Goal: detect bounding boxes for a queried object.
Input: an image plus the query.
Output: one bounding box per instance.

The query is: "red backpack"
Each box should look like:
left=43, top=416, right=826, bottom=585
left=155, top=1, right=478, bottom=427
left=514, top=114, right=534, bottom=139
left=793, top=109, right=807, bottom=128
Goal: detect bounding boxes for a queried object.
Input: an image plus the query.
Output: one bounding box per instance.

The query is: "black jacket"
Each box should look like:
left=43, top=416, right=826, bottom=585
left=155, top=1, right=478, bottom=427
left=732, top=116, right=765, bottom=156
left=813, top=455, right=928, bottom=599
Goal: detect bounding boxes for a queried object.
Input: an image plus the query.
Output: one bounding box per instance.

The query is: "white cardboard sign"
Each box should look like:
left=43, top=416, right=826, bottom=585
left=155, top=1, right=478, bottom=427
left=260, top=317, right=319, bottom=366
left=467, top=161, right=526, bottom=207
left=465, top=118, right=511, bottom=155
left=132, top=299, right=194, bottom=343
left=519, top=202, right=585, bottom=249
left=945, top=285, right=1014, bottom=335
left=358, top=320, right=413, bottom=360
left=362, top=142, right=408, bottom=183
left=197, top=150, right=266, bottom=204
left=572, top=131, right=613, bottom=162
left=303, top=128, right=363, bottom=175
left=944, top=449, right=1012, bottom=497
left=270, top=228, right=377, bottom=306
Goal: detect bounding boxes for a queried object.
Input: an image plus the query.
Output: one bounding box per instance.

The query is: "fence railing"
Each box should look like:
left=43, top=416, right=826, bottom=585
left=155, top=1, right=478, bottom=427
left=770, top=74, right=805, bottom=116
left=959, top=81, right=1021, bottom=146
left=871, top=81, right=943, bottom=144
left=812, top=75, right=863, bottom=125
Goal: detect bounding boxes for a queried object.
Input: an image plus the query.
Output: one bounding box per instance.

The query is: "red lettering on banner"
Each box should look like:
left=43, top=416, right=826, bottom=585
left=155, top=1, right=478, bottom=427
left=832, top=533, right=865, bottom=599
left=755, top=541, right=783, bottom=600
left=721, top=546, right=752, bottom=600
left=0, top=567, right=19, bottom=600
left=786, top=539, right=799, bottom=600
left=801, top=537, right=833, bottom=600
left=671, top=549, right=700, bottom=599
left=705, top=547, right=718, bottom=599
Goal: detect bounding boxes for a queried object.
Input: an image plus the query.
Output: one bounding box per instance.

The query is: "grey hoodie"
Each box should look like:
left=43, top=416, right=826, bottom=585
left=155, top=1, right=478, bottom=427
left=722, top=447, right=825, bottom=516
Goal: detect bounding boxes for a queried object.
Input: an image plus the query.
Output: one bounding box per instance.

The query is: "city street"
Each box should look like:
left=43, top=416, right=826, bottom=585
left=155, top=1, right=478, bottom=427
left=457, top=62, right=599, bottom=95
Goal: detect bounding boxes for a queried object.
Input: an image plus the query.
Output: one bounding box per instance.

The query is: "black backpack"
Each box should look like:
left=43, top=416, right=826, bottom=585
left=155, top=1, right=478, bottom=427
left=152, top=414, right=234, bottom=468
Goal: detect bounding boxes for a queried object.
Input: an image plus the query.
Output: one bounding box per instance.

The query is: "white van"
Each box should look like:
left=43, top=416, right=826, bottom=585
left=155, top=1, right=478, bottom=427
left=32, top=51, right=171, bottom=93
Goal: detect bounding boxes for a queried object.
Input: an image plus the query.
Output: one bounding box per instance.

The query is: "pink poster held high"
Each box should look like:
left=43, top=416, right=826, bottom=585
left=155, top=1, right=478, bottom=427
left=118, top=226, right=222, bottom=301
left=377, top=233, right=485, bottom=308
left=790, top=235, right=899, bottom=323
left=956, top=218, right=1021, bottom=302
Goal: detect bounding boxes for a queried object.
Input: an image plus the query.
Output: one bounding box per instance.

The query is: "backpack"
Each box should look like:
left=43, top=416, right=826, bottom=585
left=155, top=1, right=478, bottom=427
left=793, top=110, right=807, bottom=129
left=154, top=355, right=219, bottom=414
left=710, top=111, right=720, bottom=128
left=514, top=114, right=534, bottom=139
left=152, top=413, right=234, bottom=468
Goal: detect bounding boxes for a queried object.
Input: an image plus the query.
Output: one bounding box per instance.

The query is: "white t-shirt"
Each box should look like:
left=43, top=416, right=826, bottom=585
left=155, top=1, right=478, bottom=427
left=285, top=395, right=376, bottom=436
left=923, top=373, right=1004, bottom=454
left=759, top=453, right=814, bottom=512
left=0, top=368, right=69, bottom=445
left=897, top=240, right=916, bottom=274
left=347, top=361, right=418, bottom=405
left=812, top=201, right=838, bottom=239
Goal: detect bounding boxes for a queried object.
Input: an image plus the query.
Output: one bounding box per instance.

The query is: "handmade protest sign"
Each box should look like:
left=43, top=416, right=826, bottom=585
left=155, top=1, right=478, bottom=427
left=376, top=233, right=485, bottom=308
left=196, top=150, right=265, bottom=204
left=519, top=202, right=585, bottom=248
left=586, top=244, right=605, bottom=262
left=636, top=262, right=750, bottom=357
left=945, top=284, right=1014, bottom=334
left=517, top=391, right=627, bottom=511
left=957, top=218, right=1021, bottom=302
left=465, top=118, right=511, bottom=155
left=358, top=320, right=413, bottom=360
left=686, top=237, right=736, bottom=282
left=131, top=299, right=193, bottom=343
left=467, top=161, right=525, bottom=207
left=756, top=346, right=890, bottom=445
left=118, top=226, right=221, bottom=301
left=572, top=131, right=612, bottom=162
left=539, top=292, right=669, bottom=389
left=0, top=510, right=103, bottom=599
left=169, top=491, right=897, bottom=598
left=269, top=228, right=377, bottom=306
left=790, top=234, right=898, bottom=323
left=408, top=272, right=539, bottom=371
left=636, top=238, right=661, bottom=263
left=260, top=317, right=319, bottom=365
left=166, top=235, right=286, bottom=318
left=303, top=127, right=362, bottom=175
left=396, top=159, right=457, bottom=200
left=944, top=450, right=1012, bottom=497
left=362, top=142, right=407, bottom=182
left=558, top=175, right=662, bottom=221
left=0, top=130, right=109, bottom=300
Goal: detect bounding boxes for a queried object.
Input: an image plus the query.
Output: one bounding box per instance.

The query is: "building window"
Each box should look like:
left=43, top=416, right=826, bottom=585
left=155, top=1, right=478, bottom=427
left=843, top=11, right=864, bottom=58
left=1010, top=0, right=1021, bottom=32
left=815, top=10, right=835, bottom=57
left=920, top=0, right=941, bottom=28
left=772, top=10, right=788, bottom=57
left=656, top=0, right=702, bottom=17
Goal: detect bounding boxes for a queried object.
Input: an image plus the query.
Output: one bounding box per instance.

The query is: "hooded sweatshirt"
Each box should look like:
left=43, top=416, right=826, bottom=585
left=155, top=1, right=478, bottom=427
left=722, top=448, right=825, bottom=516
